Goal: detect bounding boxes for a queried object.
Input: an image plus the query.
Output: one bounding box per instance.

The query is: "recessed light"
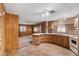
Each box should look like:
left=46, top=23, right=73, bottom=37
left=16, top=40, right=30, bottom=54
left=41, top=14, right=45, bottom=18
left=45, top=12, right=50, bottom=16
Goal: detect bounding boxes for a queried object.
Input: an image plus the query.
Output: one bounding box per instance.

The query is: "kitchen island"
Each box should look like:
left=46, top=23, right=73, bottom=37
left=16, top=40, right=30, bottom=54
left=32, top=33, right=77, bottom=49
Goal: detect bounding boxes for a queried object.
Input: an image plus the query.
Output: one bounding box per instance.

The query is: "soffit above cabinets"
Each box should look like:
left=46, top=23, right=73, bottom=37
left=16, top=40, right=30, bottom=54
left=4, top=3, right=79, bottom=24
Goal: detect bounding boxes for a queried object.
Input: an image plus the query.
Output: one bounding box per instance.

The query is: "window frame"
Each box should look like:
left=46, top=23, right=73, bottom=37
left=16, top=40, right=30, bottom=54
left=57, top=24, right=66, bottom=33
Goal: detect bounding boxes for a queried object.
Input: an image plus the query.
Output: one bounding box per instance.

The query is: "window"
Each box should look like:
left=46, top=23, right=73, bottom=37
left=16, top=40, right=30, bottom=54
left=20, top=26, right=26, bottom=32
left=34, top=26, right=38, bottom=32
left=57, top=25, right=66, bottom=33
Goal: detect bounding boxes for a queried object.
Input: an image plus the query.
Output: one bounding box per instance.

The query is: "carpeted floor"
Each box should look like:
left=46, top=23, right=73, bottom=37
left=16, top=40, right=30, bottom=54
left=15, top=36, right=76, bottom=56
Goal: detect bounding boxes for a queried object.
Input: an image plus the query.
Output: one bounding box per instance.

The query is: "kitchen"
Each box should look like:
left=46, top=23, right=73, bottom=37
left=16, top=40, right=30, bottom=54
left=32, top=16, right=78, bottom=55
left=0, top=3, right=79, bottom=56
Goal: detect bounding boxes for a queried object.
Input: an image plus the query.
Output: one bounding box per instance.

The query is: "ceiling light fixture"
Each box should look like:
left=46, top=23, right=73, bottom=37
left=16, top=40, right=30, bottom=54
left=49, top=10, right=55, bottom=14
left=40, top=9, right=55, bottom=18
left=41, top=14, right=45, bottom=18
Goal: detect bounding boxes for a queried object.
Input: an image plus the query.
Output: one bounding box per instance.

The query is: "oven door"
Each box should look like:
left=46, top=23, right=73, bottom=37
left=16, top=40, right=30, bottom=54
left=70, top=37, right=78, bottom=49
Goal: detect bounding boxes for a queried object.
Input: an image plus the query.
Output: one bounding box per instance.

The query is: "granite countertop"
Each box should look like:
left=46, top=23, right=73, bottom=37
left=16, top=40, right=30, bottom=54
left=32, top=33, right=77, bottom=39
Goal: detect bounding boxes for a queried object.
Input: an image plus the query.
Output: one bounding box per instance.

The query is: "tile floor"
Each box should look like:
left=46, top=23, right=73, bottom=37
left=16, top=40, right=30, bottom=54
left=15, top=36, right=76, bottom=56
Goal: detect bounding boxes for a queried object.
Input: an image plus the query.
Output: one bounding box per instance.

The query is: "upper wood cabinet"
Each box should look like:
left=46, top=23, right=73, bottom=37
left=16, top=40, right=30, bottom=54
left=48, top=21, right=55, bottom=33
left=74, top=17, right=78, bottom=29
left=41, top=22, right=46, bottom=33
left=66, top=16, right=78, bottom=30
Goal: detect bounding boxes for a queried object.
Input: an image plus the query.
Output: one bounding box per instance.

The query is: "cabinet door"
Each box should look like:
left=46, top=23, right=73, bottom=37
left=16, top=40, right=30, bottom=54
left=74, top=17, right=78, bottom=29
left=41, top=22, right=46, bottom=33
left=41, top=35, right=48, bottom=42
left=40, top=35, right=50, bottom=43
left=51, top=35, right=57, bottom=44
left=48, top=21, right=55, bottom=33
left=56, top=35, right=62, bottom=45
left=61, top=36, right=69, bottom=49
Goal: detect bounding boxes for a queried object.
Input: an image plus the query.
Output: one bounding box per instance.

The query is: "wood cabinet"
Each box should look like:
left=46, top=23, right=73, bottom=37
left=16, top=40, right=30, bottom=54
left=51, top=35, right=57, bottom=44
left=0, top=3, right=19, bottom=55
left=5, top=13, right=19, bottom=55
left=40, top=35, right=51, bottom=43
left=61, top=36, right=69, bottom=49
left=56, top=35, right=62, bottom=45
left=41, top=22, right=46, bottom=33
left=74, top=17, right=78, bottom=29
left=48, top=21, right=55, bottom=33
left=32, top=34, right=69, bottom=49
left=0, top=3, right=19, bottom=56
left=32, top=35, right=40, bottom=45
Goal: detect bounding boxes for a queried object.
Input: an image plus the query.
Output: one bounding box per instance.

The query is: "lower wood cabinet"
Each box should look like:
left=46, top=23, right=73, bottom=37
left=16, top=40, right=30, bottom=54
left=61, top=36, right=69, bottom=49
left=56, top=35, right=62, bottom=45
left=32, top=34, right=69, bottom=49
left=50, top=35, right=56, bottom=44
left=41, top=35, right=51, bottom=43
left=32, top=35, right=40, bottom=45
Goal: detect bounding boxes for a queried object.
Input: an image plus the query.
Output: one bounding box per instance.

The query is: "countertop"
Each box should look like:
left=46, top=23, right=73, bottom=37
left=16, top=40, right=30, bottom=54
left=32, top=33, right=77, bottom=39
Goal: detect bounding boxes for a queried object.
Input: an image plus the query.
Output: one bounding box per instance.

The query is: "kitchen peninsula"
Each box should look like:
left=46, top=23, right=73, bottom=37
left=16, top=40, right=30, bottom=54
left=32, top=33, right=77, bottom=49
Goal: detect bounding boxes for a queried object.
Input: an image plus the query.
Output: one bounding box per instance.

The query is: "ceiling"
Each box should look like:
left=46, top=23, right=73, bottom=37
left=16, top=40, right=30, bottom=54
left=4, top=3, right=79, bottom=24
